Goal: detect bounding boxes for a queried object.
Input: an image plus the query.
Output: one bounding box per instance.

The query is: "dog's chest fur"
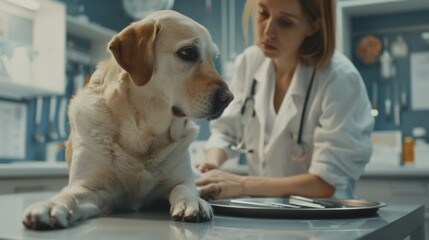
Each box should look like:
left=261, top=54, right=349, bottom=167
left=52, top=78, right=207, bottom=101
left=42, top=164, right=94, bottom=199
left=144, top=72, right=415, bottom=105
left=69, top=76, right=198, bottom=209
left=110, top=118, right=198, bottom=209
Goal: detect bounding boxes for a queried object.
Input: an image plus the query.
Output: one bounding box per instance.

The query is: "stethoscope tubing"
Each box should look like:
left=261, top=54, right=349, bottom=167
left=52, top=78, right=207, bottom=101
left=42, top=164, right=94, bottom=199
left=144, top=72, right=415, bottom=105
left=297, top=69, right=316, bottom=144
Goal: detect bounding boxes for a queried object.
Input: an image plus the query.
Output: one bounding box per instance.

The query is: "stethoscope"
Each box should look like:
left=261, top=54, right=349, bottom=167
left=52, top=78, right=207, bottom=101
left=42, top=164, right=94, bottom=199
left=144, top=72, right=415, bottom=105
left=230, top=69, right=316, bottom=158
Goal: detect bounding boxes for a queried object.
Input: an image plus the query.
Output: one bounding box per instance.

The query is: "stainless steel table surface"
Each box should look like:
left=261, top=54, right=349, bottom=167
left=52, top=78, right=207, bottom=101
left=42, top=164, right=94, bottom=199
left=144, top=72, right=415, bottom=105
left=0, top=192, right=425, bottom=240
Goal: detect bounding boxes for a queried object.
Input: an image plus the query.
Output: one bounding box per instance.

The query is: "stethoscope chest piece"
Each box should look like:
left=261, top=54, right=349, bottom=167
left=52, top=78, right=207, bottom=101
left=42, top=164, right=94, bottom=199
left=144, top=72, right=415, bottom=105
left=291, top=141, right=311, bottom=162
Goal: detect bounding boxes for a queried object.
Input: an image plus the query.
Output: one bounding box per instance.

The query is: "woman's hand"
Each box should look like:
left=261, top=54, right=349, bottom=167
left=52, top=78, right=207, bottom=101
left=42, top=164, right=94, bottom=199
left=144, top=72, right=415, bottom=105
left=196, top=148, right=228, bottom=173
left=195, top=162, right=218, bottom=173
left=196, top=170, right=247, bottom=200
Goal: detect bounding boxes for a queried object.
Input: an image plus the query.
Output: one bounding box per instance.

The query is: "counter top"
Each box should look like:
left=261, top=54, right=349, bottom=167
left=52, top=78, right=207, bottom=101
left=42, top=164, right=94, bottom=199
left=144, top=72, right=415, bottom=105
left=363, top=165, right=429, bottom=178
left=1, top=162, right=429, bottom=178
left=0, top=192, right=425, bottom=240
left=0, top=161, right=246, bottom=178
left=224, top=163, right=429, bottom=178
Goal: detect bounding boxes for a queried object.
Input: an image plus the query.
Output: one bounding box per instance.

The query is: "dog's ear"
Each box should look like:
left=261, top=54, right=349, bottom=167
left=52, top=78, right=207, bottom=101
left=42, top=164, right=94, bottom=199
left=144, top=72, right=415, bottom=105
left=108, top=19, right=158, bottom=86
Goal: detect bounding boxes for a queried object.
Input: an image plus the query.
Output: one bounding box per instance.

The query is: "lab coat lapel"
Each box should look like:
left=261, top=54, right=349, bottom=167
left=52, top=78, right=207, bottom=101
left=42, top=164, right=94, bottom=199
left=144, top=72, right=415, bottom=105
left=265, top=64, right=312, bottom=152
left=253, top=58, right=274, bottom=157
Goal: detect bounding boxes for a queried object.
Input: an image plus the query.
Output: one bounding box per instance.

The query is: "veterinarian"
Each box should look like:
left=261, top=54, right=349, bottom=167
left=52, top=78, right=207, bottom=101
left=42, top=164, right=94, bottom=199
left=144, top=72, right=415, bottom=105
left=196, top=0, right=374, bottom=199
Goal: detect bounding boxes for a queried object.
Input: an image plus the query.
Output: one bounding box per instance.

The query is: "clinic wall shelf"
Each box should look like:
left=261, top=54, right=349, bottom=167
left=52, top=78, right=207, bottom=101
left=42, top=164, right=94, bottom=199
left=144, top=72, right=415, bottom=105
left=66, top=16, right=118, bottom=65
left=0, top=80, right=62, bottom=99
left=336, top=0, right=429, bottom=57
left=66, top=16, right=117, bottom=43
left=352, top=24, right=429, bottom=36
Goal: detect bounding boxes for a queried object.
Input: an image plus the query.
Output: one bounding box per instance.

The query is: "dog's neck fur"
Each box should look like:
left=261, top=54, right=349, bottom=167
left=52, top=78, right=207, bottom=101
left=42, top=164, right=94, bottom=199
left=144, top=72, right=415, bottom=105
left=90, top=58, right=186, bottom=158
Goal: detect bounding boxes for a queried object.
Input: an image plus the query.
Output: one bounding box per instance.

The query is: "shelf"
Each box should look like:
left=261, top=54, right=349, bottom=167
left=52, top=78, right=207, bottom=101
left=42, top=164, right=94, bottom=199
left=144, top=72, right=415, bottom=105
left=336, top=0, right=429, bottom=57
left=66, top=16, right=117, bottom=43
left=66, top=16, right=118, bottom=65
left=339, top=0, right=429, bottom=17
left=0, top=80, right=62, bottom=100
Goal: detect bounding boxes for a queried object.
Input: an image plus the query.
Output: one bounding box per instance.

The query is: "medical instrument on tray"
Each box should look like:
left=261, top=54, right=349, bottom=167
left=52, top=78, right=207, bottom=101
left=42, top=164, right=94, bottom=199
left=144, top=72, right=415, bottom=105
left=230, top=195, right=344, bottom=209
left=289, top=195, right=344, bottom=208
left=230, top=199, right=300, bottom=208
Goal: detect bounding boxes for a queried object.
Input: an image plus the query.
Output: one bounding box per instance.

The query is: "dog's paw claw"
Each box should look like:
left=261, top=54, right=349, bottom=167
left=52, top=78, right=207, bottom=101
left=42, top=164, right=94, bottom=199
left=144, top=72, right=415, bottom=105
left=170, top=198, right=213, bottom=222
left=22, top=201, right=70, bottom=230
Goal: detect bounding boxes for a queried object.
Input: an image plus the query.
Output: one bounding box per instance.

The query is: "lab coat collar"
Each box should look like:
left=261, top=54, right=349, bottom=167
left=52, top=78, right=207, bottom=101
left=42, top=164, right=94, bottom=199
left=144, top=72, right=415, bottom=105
left=253, top=57, right=272, bottom=84
left=288, top=63, right=314, bottom=98
left=253, top=60, right=314, bottom=97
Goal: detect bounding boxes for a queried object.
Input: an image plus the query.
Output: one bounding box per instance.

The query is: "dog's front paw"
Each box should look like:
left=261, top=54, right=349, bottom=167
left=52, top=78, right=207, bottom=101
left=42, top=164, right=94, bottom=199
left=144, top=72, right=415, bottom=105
left=170, top=197, right=213, bottom=222
left=23, top=201, right=72, bottom=230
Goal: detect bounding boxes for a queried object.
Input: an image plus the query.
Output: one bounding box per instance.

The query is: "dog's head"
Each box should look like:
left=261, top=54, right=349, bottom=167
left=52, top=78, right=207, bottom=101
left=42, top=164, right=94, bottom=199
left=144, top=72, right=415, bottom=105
left=108, top=10, right=233, bottom=120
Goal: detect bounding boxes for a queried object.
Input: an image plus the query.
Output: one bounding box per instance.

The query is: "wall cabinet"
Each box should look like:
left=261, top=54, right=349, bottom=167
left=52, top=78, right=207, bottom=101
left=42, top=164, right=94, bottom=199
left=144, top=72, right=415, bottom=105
left=0, top=162, right=68, bottom=194
left=0, top=0, right=118, bottom=100
left=356, top=176, right=429, bottom=236
left=0, top=0, right=66, bottom=100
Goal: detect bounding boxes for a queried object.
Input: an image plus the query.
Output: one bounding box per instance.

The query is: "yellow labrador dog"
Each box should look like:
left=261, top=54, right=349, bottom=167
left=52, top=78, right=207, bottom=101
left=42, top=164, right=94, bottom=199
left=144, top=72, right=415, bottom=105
left=23, top=10, right=233, bottom=229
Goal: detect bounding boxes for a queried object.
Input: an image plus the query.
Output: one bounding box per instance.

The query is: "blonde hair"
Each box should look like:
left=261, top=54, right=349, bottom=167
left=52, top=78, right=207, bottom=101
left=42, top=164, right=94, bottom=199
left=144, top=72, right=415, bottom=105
left=242, top=0, right=336, bottom=70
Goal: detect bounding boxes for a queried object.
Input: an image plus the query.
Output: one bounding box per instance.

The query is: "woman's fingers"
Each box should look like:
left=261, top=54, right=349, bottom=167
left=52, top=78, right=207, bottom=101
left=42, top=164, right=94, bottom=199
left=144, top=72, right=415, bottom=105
left=195, top=163, right=218, bottom=173
left=198, top=166, right=209, bottom=173
left=198, top=183, right=222, bottom=199
left=195, top=174, right=222, bottom=186
left=195, top=178, right=211, bottom=186
left=195, top=170, right=243, bottom=200
left=196, top=172, right=223, bottom=199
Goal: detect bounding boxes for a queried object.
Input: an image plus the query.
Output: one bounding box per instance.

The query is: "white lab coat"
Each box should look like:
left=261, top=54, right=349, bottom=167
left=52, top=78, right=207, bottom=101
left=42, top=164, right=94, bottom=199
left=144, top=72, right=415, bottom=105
left=206, top=46, right=374, bottom=198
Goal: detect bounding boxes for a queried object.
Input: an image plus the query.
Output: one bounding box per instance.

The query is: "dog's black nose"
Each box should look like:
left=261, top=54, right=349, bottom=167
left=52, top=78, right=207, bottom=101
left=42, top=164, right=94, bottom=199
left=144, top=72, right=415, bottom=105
left=208, top=89, right=234, bottom=120
left=216, top=89, right=234, bottom=106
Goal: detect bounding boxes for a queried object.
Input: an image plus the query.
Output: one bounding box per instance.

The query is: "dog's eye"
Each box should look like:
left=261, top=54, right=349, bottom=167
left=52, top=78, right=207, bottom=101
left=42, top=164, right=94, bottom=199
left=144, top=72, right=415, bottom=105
left=177, top=46, right=199, bottom=62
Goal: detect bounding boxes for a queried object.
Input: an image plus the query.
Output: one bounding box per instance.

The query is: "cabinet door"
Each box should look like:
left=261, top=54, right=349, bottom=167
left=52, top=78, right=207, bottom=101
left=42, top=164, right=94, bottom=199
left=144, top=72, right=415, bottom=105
left=32, top=0, right=66, bottom=95
left=0, top=0, right=65, bottom=99
left=356, top=178, right=429, bottom=236
left=357, top=178, right=428, bottom=204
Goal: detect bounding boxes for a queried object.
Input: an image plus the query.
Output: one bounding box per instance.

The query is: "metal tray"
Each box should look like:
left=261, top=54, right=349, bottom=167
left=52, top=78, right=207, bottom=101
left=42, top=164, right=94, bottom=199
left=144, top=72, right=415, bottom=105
left=210, top=197, right=387, bottom=219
